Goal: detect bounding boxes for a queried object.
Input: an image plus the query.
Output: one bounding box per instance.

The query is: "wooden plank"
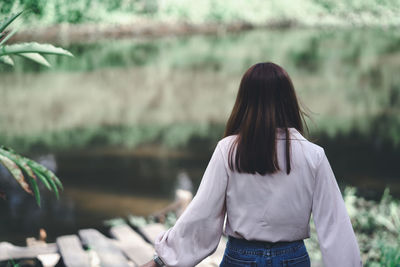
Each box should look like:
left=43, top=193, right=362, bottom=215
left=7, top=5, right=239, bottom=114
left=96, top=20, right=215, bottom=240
left=56, top=235, right=90, bottom=267
left=37, top=253, right=61, bottom=267
left=0, top=242, right=57, bottom=261
left=139, top=223, right=167, bottom=245
left=25, top=237, right=60, bottom=267
left=79, top=229, right=130, bottom=267
left=110, top=224, right=155, bottom=266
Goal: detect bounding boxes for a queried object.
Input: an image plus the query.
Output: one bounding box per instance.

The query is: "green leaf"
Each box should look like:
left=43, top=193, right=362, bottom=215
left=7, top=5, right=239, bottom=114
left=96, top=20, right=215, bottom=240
left=18, top=53, right=50, bottom=67
left=0, top=154, right=32, bottom=194
left=0, top=148, right=63, bottom=205
left=0, top=148, right=37, bottom=180
left=0, top=149, right=42, bottom=206
left=26, top=159, right=63, bottom=191
left=0, top=55, right=14, bottom=66
left=31, top=167, right=51, bottom=191
left=28, top=176, right=41, bottom=207
left=0, top=11, right=24, bottom=33
left=46, top=173, right=59, bottom=199
left=0, top=42, right=74, bottom=57
left=52, top=175, right=63, bottom=191
left=28, top=161, right=59, bottom=199
left=0, top=28, right=18, bottom=46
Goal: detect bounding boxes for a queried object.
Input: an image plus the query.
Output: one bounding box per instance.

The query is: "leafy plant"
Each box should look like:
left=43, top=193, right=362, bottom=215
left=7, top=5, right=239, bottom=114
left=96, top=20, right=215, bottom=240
left=0, top=11, right=72, bottom=205
left=0, top=146, right=63, bottom=206
left=0, top=11, right=73, bottom=67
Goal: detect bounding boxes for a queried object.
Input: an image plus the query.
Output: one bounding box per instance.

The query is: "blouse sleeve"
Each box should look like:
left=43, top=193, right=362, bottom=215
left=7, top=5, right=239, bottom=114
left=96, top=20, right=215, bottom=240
left=312, top=151, right=363, bottom=267
left=154, top=142, right=228, bottom=267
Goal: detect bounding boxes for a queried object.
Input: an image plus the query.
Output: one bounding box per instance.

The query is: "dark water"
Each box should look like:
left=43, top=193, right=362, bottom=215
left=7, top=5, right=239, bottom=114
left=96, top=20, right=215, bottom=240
left=1, top=28, right=400, bottom=244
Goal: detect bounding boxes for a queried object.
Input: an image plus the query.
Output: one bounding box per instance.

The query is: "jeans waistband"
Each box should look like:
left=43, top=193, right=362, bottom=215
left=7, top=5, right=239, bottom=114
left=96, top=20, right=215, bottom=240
left=226, top=236, right=305, bottom=257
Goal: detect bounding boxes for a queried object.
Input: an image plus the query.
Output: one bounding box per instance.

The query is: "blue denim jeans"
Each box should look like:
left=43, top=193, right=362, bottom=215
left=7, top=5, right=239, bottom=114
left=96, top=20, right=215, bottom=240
left=220, top=236, right=310, bottom=267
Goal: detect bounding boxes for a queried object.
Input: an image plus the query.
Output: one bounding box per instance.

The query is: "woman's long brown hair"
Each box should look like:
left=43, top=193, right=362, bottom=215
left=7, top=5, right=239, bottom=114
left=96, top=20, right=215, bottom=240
left=224, top=62, right=306, bottom=175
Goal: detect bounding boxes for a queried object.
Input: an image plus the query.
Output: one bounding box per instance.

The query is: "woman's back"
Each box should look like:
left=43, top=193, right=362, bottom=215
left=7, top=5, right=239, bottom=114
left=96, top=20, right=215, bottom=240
left=154, top=128, right=362, bottom=267
left=222, top=128, right=320, bottom=242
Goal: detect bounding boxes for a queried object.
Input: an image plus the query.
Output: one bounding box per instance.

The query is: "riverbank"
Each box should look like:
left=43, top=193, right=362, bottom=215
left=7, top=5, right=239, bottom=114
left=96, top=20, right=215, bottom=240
left=10, top=20, right=255, bottom=45
left=9, top=16, right=400, bottom=45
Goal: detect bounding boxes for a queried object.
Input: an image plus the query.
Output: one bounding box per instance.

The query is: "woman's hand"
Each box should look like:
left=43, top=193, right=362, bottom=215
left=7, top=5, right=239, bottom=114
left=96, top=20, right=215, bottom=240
left=139, top=260, right=157, bottom=267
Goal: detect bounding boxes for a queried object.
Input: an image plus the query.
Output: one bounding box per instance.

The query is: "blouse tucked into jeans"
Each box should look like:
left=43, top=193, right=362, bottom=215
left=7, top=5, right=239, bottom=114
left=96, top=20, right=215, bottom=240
left=221, top=236, right=310, bottom=267
left=154, top=128, right=363, bottom=267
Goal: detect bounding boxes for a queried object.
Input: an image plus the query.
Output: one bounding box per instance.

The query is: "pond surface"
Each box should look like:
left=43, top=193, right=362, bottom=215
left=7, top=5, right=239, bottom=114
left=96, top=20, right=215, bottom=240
left=0, top=28, right=400, bottom=244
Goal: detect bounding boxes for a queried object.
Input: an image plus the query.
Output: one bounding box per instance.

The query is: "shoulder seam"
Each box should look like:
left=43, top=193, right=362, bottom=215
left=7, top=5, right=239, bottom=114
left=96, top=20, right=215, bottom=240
left=313, top=148, right=326, bottom=179
left=312, top=148, right=326, bottom=198
left=216, top=141, right=230, bottom=176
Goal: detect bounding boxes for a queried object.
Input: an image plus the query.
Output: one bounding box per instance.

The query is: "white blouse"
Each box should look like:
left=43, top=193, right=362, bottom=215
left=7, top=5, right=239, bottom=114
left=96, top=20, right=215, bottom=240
left=154, top=128, right=363, bottom=267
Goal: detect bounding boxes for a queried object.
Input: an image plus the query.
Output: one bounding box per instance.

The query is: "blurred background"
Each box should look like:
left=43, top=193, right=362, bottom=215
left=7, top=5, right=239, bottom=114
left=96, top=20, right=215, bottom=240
left=0, top=0, right=399, bottom=265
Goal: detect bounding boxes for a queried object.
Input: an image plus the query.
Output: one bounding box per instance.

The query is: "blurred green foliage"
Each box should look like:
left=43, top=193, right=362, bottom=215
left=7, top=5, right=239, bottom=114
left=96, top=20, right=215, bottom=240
left=0, top=0, right=400, bottom=26
left=342, top=188, right=400, bottom=266
left=0, top=11, right=73, bottom=67
left=306, top=187, right=400, bottom=266
left=1, top=28, right=400, bottom=152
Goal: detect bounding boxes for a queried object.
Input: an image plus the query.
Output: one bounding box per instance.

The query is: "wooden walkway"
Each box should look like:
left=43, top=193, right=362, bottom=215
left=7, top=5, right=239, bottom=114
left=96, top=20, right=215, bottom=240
left=0, top=219, right=227, bottom=267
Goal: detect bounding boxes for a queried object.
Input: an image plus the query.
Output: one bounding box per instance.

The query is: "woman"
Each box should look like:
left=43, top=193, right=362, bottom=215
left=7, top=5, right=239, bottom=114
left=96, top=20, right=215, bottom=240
left=141, top=62, right=362, bottom=267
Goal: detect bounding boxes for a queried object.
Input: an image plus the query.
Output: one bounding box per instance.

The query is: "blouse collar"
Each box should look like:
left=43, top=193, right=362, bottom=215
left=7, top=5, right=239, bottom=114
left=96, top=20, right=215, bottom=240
left=276, top=127, right=306, bottom=141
